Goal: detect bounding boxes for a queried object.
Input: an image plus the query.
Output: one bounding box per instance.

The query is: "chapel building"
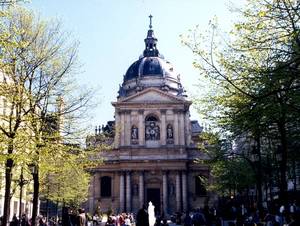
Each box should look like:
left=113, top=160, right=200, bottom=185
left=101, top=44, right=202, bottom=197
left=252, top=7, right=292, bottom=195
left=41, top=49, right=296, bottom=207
left=85, top=18, right=214, bottom=215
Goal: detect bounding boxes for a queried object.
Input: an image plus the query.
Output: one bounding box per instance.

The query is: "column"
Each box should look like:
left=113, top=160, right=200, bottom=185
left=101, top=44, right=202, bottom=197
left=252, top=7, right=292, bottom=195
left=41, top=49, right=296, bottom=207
left=88, top=175, right=95, bottom=213
left=185, top=111, right=191, bottom=146
left=138, top=110, right=145, bottom=145
left=114, top=110, right=120, bottom=148
left=139, top=172, right=144, bottom=206
left=174, top=111, right=179, bottom=145
left=163, top=172, right=168, bottom=214
left=179, top=110, right=185, bottom=145
left=119, top=172, right=125, bottom=212
left=161, top=110, right=167, bottom=145
left=126, top=171, right=131, bottom=212
left=176, top=171, right=181, bottom=212
left=120, top=112, right=125, bottom=146
left=182, top=171, right=188, bottom=212
left=125, top=111, right=131, bottom=146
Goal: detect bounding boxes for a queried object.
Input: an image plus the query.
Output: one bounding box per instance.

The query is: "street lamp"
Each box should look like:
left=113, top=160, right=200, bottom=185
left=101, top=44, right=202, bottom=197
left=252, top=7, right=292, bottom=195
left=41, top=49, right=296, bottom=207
left=28, top=163, right=39, bottom=226
left=14, top=167, right=30, bottom=226
left=28, top=164, right=37, bottom=175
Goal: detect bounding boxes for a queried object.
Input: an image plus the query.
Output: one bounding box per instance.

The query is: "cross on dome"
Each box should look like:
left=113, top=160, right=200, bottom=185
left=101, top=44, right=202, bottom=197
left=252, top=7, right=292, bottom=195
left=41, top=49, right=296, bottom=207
left=144, top=15, right=159, bottom=57
left=149, top=14, right=153, bottom=29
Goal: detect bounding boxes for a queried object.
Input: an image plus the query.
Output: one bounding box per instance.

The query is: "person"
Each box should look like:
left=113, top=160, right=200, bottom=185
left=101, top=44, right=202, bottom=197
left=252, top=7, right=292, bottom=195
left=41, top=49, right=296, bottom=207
left=21, top=214, right=30, bottom=226
left=119, top=214, right=125, bottom=226
left=192, top=209, right=206, bottom=226
left=183, top=212, right=192, bottom=226
left=10, top=214, right=18, bottom=226
left=161, top=219, right=168, bottom=226
left=78, top=208, right=87, bottom=226
left=154, top=217, right=162, bottom=226
left=38, top=216, right=46, bottom=226
left=175, top=212, right=182, bottom=225
left=136, top=205, right=149, bottom=226
left=288, top=213, right=300, bottom=226
left=125, top=215, right=131, bottom=226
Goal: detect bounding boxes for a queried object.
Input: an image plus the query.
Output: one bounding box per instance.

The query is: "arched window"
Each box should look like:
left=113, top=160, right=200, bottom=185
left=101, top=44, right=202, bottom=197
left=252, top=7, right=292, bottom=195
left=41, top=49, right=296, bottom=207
left=195, top=176, right=207, bottom=196
left=145, top=115, right=160, bottom=140
left=101, top=176, right=112, bottom=197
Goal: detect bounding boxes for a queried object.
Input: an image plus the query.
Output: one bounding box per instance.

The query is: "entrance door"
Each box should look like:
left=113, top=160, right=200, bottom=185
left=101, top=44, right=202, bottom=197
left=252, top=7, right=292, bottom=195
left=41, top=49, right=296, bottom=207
left=146, top=188, right=161, bottom=214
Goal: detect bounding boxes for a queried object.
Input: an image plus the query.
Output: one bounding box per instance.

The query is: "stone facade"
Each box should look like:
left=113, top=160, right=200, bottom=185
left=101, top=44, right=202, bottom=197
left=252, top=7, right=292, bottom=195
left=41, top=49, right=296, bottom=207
left=85, top=19, right=215, bottom=215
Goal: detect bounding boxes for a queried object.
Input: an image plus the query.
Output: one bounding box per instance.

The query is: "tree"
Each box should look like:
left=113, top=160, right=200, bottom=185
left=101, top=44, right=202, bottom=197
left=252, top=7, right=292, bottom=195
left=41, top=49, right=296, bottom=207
left=0, top=0, right=26, bottom=7
left=182, top=0, right=300, bottom=203
left=0, top=6, right=97, bottom=225
left=198, top=132, right=255, bottom=197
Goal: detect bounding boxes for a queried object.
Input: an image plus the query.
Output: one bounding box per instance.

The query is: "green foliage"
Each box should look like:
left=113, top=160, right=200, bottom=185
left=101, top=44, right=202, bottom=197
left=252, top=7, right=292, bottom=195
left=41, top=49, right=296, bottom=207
left=182, top=0, right=300, bottom=197
left=0, top=6, right=100, bottom=210
left=197, top=132, right=255, bottom=195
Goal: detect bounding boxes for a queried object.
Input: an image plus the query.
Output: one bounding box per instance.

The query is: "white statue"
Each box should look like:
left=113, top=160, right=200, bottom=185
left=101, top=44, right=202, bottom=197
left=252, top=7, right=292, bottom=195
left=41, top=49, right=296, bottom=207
left=148, top=201, right=156, bottom=226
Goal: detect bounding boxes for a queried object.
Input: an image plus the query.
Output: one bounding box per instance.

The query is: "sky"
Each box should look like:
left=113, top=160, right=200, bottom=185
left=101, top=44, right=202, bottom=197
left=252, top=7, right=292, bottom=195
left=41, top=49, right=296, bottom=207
left=28, top=0, right=245, bottom=132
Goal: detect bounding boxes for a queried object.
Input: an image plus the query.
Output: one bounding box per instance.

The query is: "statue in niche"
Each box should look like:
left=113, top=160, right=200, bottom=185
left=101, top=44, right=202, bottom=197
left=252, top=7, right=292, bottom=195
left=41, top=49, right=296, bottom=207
left=145, top=121, right=160, bottom=141
left=167, top=124, right=173, bottom=139
left=131, top=125, right=138, bottom=140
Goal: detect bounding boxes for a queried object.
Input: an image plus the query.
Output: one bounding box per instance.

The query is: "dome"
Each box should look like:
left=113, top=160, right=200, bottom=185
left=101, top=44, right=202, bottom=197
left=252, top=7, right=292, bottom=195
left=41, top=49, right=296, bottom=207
left=124, top=56, right=178, bottom=81
left=118, top=16, right=186, bottom=99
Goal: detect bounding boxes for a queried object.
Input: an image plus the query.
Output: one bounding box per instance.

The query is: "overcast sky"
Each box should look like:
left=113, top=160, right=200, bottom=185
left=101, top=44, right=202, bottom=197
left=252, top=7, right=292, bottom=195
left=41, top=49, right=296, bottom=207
left=29, top=0, right=245, bottom=132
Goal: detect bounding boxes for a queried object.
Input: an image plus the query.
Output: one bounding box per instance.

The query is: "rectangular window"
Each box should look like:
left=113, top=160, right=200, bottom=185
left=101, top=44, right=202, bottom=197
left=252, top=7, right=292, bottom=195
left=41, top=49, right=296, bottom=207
left=101, top=176, right=112, bottom=197
left=195, top=176, right=207, bottom=196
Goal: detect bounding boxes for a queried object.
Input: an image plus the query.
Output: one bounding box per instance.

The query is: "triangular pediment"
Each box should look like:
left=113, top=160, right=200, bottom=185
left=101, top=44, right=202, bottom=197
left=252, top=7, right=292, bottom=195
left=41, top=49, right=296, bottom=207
left=118, top=88, right=186, bottom=104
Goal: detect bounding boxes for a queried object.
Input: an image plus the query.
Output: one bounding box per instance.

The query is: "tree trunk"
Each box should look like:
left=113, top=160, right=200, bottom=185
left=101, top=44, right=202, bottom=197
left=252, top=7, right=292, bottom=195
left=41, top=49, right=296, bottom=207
left=2, top=142, right=14, bottom=226
left=278, top=119, right=288, bottom=203
left=31, top=169, right=39, bottom=226
left=256, top=135, right=263, bottom=211
left=18, top=168, right=24, bottom=226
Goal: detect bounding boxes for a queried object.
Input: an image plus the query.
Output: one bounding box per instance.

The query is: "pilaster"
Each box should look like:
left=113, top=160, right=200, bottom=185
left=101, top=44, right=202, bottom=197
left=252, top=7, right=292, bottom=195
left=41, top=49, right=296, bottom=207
left=176, top=171, right=181, bottom=212
left=161, top=109, right=167, bottom=145
left=138, top=110, right=145, bottom=146
left=120, top=112, right=125, bottom=146
left=124, top=110, right=131, bottom=146
left=174, top=111, right=179, bottom=145
left=126, top=171, right=132, bottom=212
left=119, top=172, right=125, bottom=212
left=163, top=171, right=168, bottom=214
left=139, top=171, right=144, bottom=207
left=182, top=171, right=188, bottom=212
left=179, top=110, right=185, bottom=145
left=114, top=111, right=120, bottom=148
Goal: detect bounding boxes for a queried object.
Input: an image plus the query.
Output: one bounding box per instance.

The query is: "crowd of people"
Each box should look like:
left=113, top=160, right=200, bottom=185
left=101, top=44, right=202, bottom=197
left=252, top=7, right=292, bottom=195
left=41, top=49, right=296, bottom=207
left=3, top=199, right=300, bottom=226
left=123, top=200, right=300, bottom=226
left=3, top=213, right=48, bottom=226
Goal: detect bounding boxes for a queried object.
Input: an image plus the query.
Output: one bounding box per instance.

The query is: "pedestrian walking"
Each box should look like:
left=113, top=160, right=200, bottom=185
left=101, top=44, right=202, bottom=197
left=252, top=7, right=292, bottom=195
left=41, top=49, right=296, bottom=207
left=183, top=212, right=192, bottom=226
left=136, top=205, right=149, bottom=226
left=10, top=214, right=18, bottom=226
left=78, top=208, right=87, bottom=226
